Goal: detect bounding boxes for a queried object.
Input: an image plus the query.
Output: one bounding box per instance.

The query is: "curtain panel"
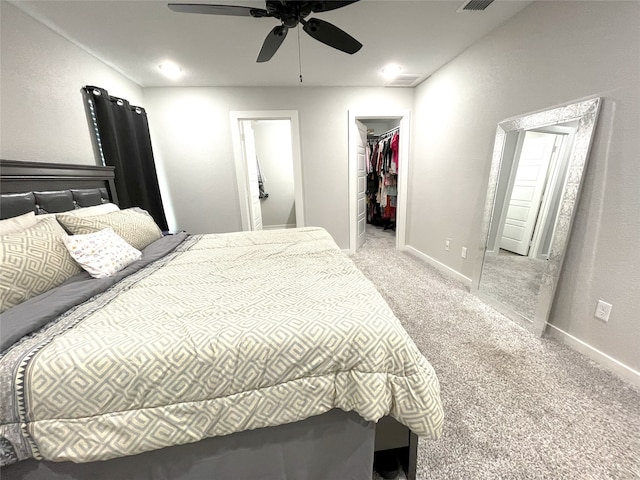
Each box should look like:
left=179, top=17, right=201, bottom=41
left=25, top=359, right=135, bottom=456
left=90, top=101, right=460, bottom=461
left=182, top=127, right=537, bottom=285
left=82, top=86, right=168, bottom=231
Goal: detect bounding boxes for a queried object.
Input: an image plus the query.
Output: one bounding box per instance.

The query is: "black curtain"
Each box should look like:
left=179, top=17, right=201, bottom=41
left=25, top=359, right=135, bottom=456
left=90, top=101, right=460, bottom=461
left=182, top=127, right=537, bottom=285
left=82, top=86, right=168, bottom=231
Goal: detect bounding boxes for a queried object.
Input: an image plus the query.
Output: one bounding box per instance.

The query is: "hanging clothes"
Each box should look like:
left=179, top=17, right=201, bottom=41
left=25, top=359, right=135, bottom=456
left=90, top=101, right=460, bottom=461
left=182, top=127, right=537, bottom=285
left=365, top=127, right=399, bottom=230
left=390, top=132, right=399, bottom=174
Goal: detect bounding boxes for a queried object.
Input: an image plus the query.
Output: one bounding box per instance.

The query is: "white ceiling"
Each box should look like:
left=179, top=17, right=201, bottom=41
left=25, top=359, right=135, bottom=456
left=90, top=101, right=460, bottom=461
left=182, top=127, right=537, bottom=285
left=11, top=0, right=531, bottom=88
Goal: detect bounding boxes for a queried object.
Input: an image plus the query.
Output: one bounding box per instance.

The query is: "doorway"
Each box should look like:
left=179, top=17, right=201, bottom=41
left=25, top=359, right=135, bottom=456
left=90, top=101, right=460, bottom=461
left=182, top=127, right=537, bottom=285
left=348, top=110, right=410, bottom=253
left=230, top=111, right=304, bottom=231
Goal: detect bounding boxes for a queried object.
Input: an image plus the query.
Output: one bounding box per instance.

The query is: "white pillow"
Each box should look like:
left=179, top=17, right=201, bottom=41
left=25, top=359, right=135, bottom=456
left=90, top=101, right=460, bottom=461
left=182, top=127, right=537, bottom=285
left=62, top=228, right=142, bottom=279
left=0, top=211, right=38, bottom=235
left=61, top=203, right=120, bottom=218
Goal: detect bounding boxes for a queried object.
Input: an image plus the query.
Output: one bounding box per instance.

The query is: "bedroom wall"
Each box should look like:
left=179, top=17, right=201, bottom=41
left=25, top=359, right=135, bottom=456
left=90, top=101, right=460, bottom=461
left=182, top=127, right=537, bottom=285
left=0, top=2, right=144, bottom=165
left=143, top=86, right=413, bottom=246
left=408, top=1, right=640, bottom=378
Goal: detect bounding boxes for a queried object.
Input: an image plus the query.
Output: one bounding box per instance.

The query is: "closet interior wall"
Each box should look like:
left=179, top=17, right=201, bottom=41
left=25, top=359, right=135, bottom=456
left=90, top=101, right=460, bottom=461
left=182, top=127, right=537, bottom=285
left=362, top=119, right=401, bottom=233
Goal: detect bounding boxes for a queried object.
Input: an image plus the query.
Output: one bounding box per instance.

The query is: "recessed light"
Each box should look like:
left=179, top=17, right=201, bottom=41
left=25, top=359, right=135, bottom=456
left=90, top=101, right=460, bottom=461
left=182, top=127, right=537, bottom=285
left=158, top=61, right=183, bottom=79
left=381, top=64, right=402, bottom=79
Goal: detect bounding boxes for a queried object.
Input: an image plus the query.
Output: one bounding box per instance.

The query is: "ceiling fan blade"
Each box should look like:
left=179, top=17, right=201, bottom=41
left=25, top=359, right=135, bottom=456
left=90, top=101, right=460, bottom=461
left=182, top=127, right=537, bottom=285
left=309, top=1, right=360, bottom=13
left=302, top=18, right=362, bottom=55
left=257, top=25, right=289, bottom=62
left=167, top=3, right=269, bottom=17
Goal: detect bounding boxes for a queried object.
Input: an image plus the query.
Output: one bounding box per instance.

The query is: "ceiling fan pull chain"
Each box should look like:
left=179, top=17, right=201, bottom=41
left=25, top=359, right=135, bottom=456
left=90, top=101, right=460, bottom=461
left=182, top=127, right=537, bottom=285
left=297, top=25, right=303, bottom=83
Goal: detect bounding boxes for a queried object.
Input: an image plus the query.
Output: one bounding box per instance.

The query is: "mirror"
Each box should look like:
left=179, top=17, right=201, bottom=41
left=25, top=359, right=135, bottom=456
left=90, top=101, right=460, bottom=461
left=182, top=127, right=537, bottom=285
left=473, top=98, right=601, bottom=335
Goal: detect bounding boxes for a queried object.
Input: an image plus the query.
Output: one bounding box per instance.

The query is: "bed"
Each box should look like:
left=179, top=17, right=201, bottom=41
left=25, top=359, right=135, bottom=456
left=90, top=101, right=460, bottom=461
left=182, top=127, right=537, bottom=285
left=0, top=159, right=443, bottom=480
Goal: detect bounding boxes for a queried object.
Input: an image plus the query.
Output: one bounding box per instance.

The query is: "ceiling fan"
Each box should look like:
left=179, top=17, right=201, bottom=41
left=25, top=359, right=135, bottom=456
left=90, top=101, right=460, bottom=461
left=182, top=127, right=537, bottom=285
left=168, top=1, right=363, bottom=62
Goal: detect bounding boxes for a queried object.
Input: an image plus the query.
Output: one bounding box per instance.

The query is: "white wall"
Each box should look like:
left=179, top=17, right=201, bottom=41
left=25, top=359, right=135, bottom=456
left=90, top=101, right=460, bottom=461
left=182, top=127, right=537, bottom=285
left=408, top=1, right=640, bottom=374
left=252, top=120, right=296, bottom=229
left=143, top=86, right=413, bottom=245
left=0, top=2, right=144, bottom=165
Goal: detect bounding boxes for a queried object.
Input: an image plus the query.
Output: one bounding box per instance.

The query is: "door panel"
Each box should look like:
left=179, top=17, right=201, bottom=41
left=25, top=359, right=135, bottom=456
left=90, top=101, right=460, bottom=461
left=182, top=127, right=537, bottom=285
left=355, top=120, right=367, bottom=249
left=358, top=217, right=366, bottom=237
left=358, top=176, right=366, bottom=195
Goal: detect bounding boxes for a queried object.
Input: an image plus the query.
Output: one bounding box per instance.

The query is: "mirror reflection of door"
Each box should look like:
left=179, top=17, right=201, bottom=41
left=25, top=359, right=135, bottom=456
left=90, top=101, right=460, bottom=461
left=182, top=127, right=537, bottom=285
left=500, top=131, right=564, bottom=256
left=482, top=123, right=578, bottom=320
left=240, top=119, right=296, bottom=231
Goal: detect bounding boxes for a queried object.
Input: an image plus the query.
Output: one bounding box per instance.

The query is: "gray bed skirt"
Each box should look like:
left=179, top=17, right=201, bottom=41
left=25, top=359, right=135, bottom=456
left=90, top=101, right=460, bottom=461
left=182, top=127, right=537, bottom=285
left=2, top=410, right=375, bottom=480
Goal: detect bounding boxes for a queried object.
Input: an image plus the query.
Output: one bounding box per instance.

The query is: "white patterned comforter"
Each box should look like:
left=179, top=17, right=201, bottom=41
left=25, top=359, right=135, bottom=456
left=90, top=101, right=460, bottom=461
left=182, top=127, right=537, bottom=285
left=2, top=227, right=443, bottom=463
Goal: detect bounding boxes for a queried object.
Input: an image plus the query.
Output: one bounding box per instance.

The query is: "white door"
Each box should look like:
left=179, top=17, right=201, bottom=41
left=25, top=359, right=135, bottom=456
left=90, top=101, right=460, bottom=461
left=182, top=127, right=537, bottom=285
left=240, top=120, right=263, bottom=231
left=500, top=131, right=559, bottom=255
left=355, top=120, right=368, bottom=249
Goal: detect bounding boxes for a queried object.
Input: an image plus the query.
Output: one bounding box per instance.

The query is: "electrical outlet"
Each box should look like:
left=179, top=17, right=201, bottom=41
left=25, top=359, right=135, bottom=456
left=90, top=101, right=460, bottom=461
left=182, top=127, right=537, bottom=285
left=445, top=239, right=451, bottom=251
left=595, top=300, right=612, bottom=322
left=461, top=247, right=467, bottom=259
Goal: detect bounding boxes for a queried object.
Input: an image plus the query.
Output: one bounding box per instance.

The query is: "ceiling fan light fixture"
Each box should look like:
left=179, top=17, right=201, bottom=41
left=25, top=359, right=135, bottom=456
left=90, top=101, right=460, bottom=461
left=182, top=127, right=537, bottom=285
left=381, top=64, right=402, bottom=79
left=158, top=61, right=183, bottom=79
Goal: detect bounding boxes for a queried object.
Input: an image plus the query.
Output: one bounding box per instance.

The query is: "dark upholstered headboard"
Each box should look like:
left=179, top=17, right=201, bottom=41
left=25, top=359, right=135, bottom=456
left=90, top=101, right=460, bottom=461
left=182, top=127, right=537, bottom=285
left=0, top=159, right=118, bottom=220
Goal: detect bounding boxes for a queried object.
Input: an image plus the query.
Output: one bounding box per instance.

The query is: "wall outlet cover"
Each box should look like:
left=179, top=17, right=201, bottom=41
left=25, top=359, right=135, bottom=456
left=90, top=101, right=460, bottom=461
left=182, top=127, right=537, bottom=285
left=595, top=300, right=612, bottom=322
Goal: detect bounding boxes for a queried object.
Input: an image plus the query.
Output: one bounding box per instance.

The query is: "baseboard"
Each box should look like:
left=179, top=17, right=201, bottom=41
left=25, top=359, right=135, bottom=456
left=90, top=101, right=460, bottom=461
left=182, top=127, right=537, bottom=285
left=263, top=224, right=296, bottom=230
left=547, top=324, right=640, bottom=388
left=404, top=245, right=472, bottom=287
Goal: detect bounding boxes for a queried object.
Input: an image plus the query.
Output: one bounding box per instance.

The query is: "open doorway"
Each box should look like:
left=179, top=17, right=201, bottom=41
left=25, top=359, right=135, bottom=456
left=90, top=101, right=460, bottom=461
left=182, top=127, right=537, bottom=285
left=231, top=111, right=304, bottom=231
left=348, top=110, right=410, bottom=253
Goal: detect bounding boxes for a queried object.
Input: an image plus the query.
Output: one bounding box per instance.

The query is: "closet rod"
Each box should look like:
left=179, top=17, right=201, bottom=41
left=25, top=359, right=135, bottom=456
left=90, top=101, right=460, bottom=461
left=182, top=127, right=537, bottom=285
left=379, top=126, right=400, bottom=138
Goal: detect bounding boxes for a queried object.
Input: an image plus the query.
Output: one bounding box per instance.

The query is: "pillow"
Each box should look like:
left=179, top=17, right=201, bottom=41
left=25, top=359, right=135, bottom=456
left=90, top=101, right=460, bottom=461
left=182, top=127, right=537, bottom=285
left=60, top=203, right=120, bottom=218
left=0, top=217, right=82, bottom=313
left=57, top=208, right=162, bottom=250
left=62, top=228, right=142, bottom=278
left=0, top=211, right=38, bottom=235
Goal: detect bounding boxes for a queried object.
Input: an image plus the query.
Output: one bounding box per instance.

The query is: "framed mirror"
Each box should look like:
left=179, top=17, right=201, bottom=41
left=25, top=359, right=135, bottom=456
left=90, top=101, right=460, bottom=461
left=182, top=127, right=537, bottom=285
left=472, top=98, right=601, bottom=335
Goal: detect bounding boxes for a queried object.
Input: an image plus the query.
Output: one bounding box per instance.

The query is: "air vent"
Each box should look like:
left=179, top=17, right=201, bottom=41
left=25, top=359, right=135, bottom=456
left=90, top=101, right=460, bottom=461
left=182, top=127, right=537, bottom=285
left=457, top=0, right=494, bottom=12
left=385, top=74, right=421, bottom=88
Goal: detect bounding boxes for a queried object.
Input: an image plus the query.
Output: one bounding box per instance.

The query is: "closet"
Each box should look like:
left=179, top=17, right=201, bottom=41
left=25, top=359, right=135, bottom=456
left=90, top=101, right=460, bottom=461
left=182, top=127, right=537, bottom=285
left=364, top=121, right=401, bottom=232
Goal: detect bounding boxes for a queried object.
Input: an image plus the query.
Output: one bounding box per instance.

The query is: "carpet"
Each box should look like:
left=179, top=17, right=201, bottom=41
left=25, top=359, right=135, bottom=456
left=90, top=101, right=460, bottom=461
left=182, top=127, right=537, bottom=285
left=352, top=227, right=640, bottom=480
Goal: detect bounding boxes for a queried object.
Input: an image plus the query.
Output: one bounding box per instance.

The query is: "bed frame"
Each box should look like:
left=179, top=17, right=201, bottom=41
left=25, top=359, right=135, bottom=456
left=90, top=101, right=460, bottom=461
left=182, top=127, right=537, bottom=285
left=0, top=159, right=419, bottom=480
left=0, top=159, right=117, bottom=202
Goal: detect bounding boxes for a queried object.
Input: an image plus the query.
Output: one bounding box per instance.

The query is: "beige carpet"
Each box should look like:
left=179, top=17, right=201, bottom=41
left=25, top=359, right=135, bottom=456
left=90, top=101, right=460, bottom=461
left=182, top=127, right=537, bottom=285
left=352, top=227, right=640, bottom=480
